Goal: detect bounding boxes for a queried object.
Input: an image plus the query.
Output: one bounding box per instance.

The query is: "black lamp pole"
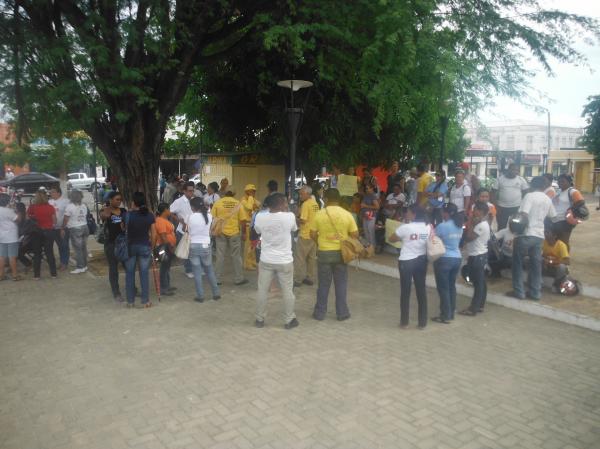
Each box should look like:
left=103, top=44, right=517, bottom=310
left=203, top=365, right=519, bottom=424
left=439, top=115, right=449, bottom=171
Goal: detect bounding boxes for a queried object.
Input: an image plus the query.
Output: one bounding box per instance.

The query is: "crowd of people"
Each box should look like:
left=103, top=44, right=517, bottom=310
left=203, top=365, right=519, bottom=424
left=0, top=162, right=590, bottom=330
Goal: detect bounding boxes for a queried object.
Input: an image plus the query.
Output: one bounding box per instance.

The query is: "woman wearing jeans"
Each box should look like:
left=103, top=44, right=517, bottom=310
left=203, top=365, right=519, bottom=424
left=432, top=203, right=463, bottom=324
left=62, top=190, right=89, bottom=274
left=187, top=197, right=220, bottom=302
left=100, top=191, right=126, bottom=301
left=389, top=204, right=430, bottom=329
left=125, top=192, right=156, bottom=308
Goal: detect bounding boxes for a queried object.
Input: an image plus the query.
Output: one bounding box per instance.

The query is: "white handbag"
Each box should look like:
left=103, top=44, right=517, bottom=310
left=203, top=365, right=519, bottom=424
left=175, top=232, right=191, bottom=260
left=427, top=225, right=446, bottom=262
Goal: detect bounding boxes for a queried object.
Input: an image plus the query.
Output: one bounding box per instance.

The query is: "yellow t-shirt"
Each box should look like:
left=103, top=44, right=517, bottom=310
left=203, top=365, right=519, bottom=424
left=212, top=197, right=249, bottom=236
left=240, top=195, right=260, bottom=215
left=310, top=205, right=359, bottom=251
left=299, top=197, right=320, bottom=239
left=543, top=239, right=569, bottom=262
left=417, top=173, right=434, bottom=206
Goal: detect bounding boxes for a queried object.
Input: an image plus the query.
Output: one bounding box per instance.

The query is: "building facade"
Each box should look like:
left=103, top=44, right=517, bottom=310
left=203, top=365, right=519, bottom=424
left=463, top=121, right=585, bottom=181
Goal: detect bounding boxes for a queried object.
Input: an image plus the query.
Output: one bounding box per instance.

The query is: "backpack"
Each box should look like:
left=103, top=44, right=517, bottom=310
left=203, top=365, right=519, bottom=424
left=86, top=207, right=98, bottom=235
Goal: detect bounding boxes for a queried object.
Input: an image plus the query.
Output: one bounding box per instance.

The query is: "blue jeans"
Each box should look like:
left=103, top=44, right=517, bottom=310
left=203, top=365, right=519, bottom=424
left=125, top=244, right=151, bottom=304
left=53, top=228, right=70, bottom=266
left=176, top=231, right=192, bottom=274
left=512, top=236, right=543, bottom=299
left=433, top=257, right=461, bottom=320
left=189, top=243, right=220, bottom=299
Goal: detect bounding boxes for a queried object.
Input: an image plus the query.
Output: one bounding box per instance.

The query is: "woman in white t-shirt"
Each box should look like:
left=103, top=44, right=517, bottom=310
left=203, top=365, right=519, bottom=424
left=62, top=190, right=89, bottom=274
left=0, top=193, right=21, bottom=280
left=204, top=182, right=220, bottom=209
left=389, top=204, right=431, bottom=329
left=187, top=196, right=220, bottom=302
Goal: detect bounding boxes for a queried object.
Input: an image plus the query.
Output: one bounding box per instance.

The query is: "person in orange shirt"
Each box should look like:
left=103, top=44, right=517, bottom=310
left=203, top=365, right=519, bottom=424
left=155, top=203, right=177, bottom=296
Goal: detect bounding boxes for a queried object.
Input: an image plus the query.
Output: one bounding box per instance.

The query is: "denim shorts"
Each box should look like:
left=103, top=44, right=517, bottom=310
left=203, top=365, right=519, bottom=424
left=0, top=242, right=19, bottom=258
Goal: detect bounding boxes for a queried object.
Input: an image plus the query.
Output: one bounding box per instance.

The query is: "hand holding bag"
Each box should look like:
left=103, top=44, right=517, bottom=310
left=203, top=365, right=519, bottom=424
left=427, top=225, right=446, bottom=262
left=175, top=231, right=191, bottom=259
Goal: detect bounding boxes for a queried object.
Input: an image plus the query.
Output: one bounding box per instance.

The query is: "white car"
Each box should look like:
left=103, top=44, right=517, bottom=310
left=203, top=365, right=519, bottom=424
left=67, top=172, right=105, bottom=191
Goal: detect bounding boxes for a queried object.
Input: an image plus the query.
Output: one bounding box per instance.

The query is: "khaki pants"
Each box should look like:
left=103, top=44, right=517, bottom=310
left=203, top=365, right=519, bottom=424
left=215, top=234, right=244, bottom=283
left=243, top=223, right=257, bottom=270
left=294, top=237, right=316, bottom=282
left=256, top=261, right=295, bottom=324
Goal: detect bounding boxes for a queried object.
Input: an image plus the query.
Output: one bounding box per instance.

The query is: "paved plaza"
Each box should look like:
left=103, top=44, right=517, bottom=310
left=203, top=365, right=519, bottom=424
left=1, top=266, right=599, bottom=449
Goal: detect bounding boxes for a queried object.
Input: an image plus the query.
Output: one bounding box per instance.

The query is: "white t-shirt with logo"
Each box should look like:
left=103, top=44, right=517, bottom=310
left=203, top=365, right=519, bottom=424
left=449, top=183, right=472, bottom=212
left=49, top=196, right=69, bottom=229
left=466, top=221, right=490, bottom=256
left=0, top=206, right=19, bottom=243
left=394, top=221, right=430, bottom=261
left=495, top=228, right=515, bottom=257
left=519, top=191, right=556, bottom=239
left=188, top=212, right=212, bottom=245
left=170, top=195, right=192, bottom=234
left=64, top=203, right=88, bottom=229
left=494, top=175, right=529, bottom=208
left=552, top=188, right=576, bottom=222
left=254, top=211, right=298, bottom=265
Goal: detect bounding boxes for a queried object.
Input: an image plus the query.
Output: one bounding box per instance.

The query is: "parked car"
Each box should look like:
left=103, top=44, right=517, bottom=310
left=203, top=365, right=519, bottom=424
left=67, top=172, right=105, bottom=191
left=0, top=172, right=60, bottom=194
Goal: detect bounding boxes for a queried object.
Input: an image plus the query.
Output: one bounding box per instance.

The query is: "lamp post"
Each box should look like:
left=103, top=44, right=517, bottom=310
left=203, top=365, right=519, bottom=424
left=277, top=79, right=313, bottom=203
left=439, top=114, right=449, bottom=171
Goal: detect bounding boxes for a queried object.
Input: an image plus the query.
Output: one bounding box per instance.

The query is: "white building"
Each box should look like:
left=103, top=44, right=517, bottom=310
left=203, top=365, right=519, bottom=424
left=463, top=120, right=584, bottom=178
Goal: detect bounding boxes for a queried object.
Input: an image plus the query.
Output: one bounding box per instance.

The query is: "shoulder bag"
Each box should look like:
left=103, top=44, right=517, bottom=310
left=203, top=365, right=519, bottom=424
left=210, top=203, right=241, bottom=237
left=325, top=207, right=372, bottom=264
left=426, top=225, right=446, bottom=262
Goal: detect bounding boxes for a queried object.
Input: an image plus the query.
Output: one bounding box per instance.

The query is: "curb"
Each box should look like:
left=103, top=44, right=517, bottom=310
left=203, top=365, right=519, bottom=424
left=350, top=259, right=600, bottom=332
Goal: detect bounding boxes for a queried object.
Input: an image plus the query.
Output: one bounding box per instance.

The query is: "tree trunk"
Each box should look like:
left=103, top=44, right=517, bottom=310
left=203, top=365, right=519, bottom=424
left=95, top=117, right=163, bottom=211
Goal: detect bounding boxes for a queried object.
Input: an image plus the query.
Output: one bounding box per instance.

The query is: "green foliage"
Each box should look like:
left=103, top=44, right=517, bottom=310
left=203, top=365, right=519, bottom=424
left=581, top=95, right=600, bottom=161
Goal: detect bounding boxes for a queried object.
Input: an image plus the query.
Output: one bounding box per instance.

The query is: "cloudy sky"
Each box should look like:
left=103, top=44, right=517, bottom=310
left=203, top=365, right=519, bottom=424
left=478, top=0, right=600, bottom=128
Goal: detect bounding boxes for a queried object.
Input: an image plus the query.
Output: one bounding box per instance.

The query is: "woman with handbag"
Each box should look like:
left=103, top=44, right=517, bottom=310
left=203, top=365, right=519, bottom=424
left=125, top=192, right=156, bottom=308
left=62, top=190, right=89, bottom=274
left=389, top=204, right=430, bottom=329
left=432, top=203, right=464, bottom=324
left=187, top=197, right=220, bottom=302
left=100, top=191, right=127, bottom=301
left=154, top=203, right=177, bottom=297
left=550, top=174, right=586, bottom=249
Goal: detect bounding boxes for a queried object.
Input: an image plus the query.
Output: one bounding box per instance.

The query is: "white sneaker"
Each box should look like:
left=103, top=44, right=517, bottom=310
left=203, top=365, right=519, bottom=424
left=70, top=268, right=85, bottom=274
left=82, top=266, right=88, bottom=272
left=185, top=272, right=194, bottom=279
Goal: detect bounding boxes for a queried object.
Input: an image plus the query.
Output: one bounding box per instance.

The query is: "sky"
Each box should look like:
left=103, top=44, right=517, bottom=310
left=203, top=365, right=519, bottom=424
left=478, top=0, right=600, bottom=129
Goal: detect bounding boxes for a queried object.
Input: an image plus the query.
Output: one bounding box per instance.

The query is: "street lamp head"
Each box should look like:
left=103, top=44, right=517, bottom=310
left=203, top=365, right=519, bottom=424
left=277, top=79, right=313, bottom=91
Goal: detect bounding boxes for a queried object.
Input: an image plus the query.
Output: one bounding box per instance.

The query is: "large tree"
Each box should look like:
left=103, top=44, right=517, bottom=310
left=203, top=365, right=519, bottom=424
left=581, top=95, right=600, bottom=161
left=1, top=1, right=598, bottom=204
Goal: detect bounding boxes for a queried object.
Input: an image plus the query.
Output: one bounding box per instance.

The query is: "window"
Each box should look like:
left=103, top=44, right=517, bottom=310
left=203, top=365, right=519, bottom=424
left=506, top=136, right=515, bottom=150
left=68, top=174, right=79, bottom=180
left=524, top=166, right=533, bottom=177
left=526, top=136, right=533, bottom=151
left=561, top=136, right=567, bottom=147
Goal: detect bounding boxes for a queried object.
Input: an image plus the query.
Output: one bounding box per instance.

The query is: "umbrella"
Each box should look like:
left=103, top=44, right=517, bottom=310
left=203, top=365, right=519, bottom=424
left=151, top=256, right=161, bottom=302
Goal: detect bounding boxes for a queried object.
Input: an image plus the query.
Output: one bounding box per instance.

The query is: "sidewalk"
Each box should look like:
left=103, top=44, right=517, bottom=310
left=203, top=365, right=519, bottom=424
left=354, top=198, right=600, bottom=331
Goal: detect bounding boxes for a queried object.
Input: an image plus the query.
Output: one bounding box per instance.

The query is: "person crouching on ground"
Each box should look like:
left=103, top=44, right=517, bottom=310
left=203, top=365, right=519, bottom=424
left=187, top=197, right=220, bottom=302
left=310, top=188, right=358, bottom=321
left=460, top=202, right=490, bottom=316
left=154, top=203, right=177, bottom=296
left=62, top=190, right=89, bottom=274
left=431, top=203, right=464, bottom=324
left=542, top=228, right=570, bottom=292
left=253, top=193, right=299, bottom=329
left=389, top=204, right=430, bottom=329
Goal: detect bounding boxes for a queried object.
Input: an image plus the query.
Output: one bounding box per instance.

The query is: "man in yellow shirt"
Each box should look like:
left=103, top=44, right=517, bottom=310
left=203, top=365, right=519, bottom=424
left=416, top=163, right=434, bottom=208
left=212, top=192, right=249, bottom=285
left=240, top=184, right=261, bottom=270
left=542, top=228, right=570, bottom=291
left=294, top=186, right=320, bottom=287
left=310, top=188, right=359, bottom=321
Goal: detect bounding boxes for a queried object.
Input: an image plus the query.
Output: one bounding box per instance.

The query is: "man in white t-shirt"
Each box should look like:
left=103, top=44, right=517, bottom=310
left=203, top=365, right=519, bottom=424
left=460, top=202, right=491, bottom=316
left=492, top=164, right=529, bottom=230
left=49, top=187, right=71, bottom=270
left=508, top=176, right=556, bottom=300
left=170, top=181, right=194, bottom=277
left=253, top=193, right=299, bottom=329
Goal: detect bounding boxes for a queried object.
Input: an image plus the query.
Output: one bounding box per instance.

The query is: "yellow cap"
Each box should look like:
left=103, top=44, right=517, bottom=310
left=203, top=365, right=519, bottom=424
left=244, top=184, right=257, bottom=192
